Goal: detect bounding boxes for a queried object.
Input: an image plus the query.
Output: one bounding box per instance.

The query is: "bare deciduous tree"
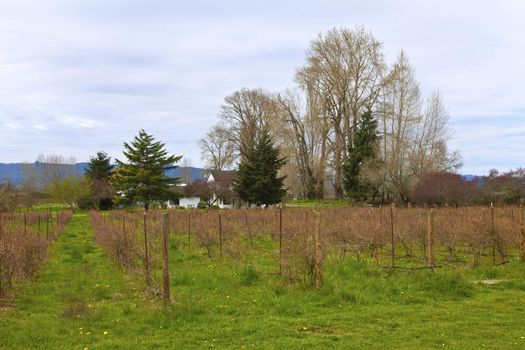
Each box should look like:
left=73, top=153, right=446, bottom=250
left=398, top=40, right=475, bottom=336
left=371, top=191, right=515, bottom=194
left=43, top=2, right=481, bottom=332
left=297, top=27, right=386, bottom=198
left=378, top=52, right=461, bottom=203
left=199, top=26, right=461, bottom=203
left=220, top=88, right=279, bottom=159
left=36, top=154, right=78, bottom=188
left=179, top=158, right=194, bottom=184
left=277, top=90, right=328, bottom=199
left=199, top=124, right=235, bottom=171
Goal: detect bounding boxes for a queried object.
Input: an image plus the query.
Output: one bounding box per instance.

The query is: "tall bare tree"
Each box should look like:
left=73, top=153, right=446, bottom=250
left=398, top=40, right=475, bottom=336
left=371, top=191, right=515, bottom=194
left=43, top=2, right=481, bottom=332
left=179, top=158, right=194, bottom=184
left=199, top=124, right=235, bottom=171
left=378, top=52, right=460, bottom=203
left=297, top=27, right=386, bottom=198
left=220, top=88, right=280, bottom=159
left=200, top=26, right=461, bottom=204
left=277, top=90, right=328, bottom=199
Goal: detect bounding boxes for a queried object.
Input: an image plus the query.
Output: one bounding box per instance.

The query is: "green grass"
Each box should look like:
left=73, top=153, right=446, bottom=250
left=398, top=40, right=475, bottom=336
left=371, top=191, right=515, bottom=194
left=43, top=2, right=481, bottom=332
left=27, top=203, right=70, bottom=211
left=2, top=215, right=525, bottom=349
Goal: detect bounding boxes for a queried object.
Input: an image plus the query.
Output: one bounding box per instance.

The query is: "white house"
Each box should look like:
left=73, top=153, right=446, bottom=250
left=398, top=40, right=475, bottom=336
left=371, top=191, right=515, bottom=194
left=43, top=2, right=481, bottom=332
left=166, top=183, right=201, bottom=208
left=206, top=170, right=237, bottom=209
left=166, top=170, right=237, bottom=209
left=178, top=196, right=201, bottom=208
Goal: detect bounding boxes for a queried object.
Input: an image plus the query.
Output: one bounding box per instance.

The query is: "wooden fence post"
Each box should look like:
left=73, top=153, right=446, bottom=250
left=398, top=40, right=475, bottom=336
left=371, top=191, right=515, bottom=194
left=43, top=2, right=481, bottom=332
left=491, top=202, right=496, bottom=265
left=46, top=213, right=49, bottom=240
left=520, top=208, right=525, bottom=262
left=188, top=211, right=191, bottom=253
left=427, top=209, right=435, bottom=266
left=24, top=212, right=27, bottom=235
left=314, top=211, right=323, bottom=290
left=279, top=206, right=283, bottom=275
left=218, top=211, right=223, bottom=260
left=143, top=211, right=151, bottom=286
left=390, top=204, right=395, bottom=267
left=243, top=209, right=251, bottom=237
left=49, top=210, right=53, bottom=238
left=161, top=212, right=171, bottom=306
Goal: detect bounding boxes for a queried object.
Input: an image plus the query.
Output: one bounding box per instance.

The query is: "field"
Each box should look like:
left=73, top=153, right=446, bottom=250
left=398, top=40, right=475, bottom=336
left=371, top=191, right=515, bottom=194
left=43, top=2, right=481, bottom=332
left=1, top=209, right=525, bottom=349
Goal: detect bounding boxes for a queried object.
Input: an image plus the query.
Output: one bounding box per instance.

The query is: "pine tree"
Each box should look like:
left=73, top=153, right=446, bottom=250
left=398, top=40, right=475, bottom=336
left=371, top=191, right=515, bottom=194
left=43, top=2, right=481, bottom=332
left=112, top=130, right=182, bottom=210
left=343, top=110, right=379, bottom=202
left=234, top=130, right=287, bottom=207
left=85, top=151, right=115, bottom=210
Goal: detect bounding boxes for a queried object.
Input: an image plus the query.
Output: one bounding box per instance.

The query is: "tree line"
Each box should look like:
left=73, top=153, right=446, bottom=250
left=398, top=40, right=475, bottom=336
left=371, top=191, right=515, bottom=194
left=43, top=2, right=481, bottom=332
left=0, top=128, right=287, bottom=211
left=200, top=26, right=461, bottom=204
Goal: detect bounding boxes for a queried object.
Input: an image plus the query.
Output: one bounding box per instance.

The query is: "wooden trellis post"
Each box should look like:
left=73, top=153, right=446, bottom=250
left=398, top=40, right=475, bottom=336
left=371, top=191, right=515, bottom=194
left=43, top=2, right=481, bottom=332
left=279, top=205, right=283, bottom=275
left=188, top=211, right=191, bottom=253
left=49, top=210, right=53, bottom=238
left=161, top=212, right=171, bottom=306
left=46, top=213, right=49, bottom=240
left=491, top=202, right=496, bottom=265
left=218, top=211, right=223, bottom=260
left=314, top=211, right=323, bottom=290
left=427, top=209, right=435, bottom=266
left=520, top=208, right=525, bottom=262
left=390, top=204, right=395, bottom=267
left=143, top=211, right=151, bottom=287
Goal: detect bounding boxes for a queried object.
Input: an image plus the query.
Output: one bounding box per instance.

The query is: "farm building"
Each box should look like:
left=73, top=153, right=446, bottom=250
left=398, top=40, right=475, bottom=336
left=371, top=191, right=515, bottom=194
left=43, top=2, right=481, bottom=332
left=167, top=170, right=237, bottom=209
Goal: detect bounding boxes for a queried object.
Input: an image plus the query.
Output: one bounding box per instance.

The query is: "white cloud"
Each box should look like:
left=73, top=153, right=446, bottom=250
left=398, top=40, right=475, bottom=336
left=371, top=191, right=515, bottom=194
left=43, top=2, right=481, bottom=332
left=55, top=115, right=102, bottom=129
left=0, top=0, right=524, bottom=175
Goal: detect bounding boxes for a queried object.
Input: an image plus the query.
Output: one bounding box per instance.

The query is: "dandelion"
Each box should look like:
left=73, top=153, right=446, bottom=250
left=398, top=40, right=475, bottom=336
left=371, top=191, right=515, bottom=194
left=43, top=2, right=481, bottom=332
left=103, top=331, right=109, bottom=335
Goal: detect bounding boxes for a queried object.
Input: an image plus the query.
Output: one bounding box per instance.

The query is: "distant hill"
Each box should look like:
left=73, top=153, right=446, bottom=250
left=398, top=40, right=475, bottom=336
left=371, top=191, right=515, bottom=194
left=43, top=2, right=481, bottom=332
left=1, top=162, right=484, bottom=187
left=0, top=163, right=206, bottom=186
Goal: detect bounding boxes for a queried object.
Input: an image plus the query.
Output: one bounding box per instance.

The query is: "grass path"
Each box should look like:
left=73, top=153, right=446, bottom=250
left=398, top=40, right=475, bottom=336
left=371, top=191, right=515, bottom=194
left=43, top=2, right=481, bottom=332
left=2, top=214, right=525, bottom=349
left=0, top=213, right=148, bottom=350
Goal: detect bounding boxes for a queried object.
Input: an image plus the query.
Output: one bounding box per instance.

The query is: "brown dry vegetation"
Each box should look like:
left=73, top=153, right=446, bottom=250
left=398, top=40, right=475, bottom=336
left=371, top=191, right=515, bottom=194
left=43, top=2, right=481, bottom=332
left=89, top=206, right=525, bottom=290
left=0, top=210, right=72, bottom=298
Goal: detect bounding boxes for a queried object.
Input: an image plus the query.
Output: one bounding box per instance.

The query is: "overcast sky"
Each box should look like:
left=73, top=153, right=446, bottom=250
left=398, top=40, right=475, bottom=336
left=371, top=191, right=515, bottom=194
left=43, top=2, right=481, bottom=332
left=0, top=0, right=524, bottom=175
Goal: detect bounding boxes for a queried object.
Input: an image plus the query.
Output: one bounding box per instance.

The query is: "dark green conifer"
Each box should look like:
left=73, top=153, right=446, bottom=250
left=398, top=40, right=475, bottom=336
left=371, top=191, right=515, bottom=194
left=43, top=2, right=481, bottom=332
left=234, top=130, right=287, bottom=207
left=112, top=130, right=181, bottom=210
left=343, top=110, right=379, bottom=202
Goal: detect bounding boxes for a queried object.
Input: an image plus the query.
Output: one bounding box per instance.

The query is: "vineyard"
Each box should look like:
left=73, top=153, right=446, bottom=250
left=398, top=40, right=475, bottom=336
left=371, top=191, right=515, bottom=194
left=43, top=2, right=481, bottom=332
left=1, top=208, right=525, bottom=349
left=0, top=210, right=72, bottom=298
left=89, top=206, right=525, bottom=291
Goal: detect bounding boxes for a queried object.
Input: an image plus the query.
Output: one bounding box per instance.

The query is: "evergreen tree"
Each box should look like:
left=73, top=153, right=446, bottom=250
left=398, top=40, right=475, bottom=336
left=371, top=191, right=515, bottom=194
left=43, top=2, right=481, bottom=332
left=343, top=110, right=379, bottom=202
left=234, top=130, right=287, bottom=207
left=85, top=151, right=115, bottom=210
left=112, top=130, right=181, bottom=210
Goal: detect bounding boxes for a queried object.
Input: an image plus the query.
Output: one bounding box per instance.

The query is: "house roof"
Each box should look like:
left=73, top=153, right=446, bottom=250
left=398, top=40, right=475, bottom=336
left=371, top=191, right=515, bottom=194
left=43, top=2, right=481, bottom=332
left=209, top=170, right=237, bottom=185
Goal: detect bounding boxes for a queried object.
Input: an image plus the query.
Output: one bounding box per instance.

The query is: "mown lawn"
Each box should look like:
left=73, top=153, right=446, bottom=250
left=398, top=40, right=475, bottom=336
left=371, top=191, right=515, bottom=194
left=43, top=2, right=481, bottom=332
left=1, top=214, right=525, bottom=349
